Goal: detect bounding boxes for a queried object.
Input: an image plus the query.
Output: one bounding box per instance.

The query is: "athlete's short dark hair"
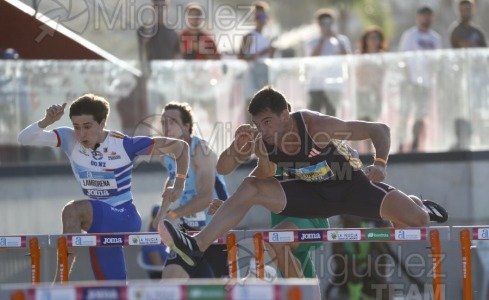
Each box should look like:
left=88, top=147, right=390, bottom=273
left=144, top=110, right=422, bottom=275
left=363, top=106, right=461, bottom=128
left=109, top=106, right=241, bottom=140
left=163, top=102, right=194, bottom=134
left=69, top=94, right=110, bottom=124
left=248, top=86, right=290, bottom=116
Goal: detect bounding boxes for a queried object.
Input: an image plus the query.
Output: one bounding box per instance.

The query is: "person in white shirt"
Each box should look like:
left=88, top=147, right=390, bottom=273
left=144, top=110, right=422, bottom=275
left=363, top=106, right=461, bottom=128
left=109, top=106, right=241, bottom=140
left=239, top=1, right=276, bottom=121
left=17, top=94, right=189, bottom=282
left=398, top=6, right=442, bottom=152
left=306, top=9, right=351, bottom=116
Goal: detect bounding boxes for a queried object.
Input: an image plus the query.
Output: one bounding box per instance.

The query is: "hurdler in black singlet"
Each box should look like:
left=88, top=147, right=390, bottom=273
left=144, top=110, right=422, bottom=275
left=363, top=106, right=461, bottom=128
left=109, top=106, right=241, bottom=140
left=263, top=111, right=395, bottom=220
left=264, top=111, right=362, bottom=182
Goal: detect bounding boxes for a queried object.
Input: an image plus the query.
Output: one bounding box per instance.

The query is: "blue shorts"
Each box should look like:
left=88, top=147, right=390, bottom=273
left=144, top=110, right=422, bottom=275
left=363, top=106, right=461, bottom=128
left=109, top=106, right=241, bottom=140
left=87, top=200, right=141, bottom=280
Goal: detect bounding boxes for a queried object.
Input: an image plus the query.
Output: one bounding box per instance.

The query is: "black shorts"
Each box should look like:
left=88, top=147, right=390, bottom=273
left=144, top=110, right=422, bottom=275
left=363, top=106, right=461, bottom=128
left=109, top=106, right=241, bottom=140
left=279, top=170, right=395, bottom=220
left=165, top=244, right=228, bottom=278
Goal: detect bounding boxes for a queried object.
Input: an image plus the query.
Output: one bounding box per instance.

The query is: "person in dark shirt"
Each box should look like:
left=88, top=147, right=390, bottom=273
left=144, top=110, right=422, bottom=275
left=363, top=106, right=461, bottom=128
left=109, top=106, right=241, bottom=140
left=137, top=0, right=181, bottom=61
left=449, top=0, right=487, bottom=48
left=157, top=86, right=449, bottom=268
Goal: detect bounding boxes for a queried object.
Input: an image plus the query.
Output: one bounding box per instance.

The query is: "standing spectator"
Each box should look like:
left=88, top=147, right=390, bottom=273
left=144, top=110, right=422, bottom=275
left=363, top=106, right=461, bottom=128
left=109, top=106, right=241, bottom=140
left=306, top=9, right=351, bottom=116
left=137, top=0, right=180, bottom=62
left=178, top=3, right=221, bottom=124
left=180, top=3, right=220, bottom=60
left=238, top=1, right=275, bottom=61
left=239, top=1, right=275, bottom=120
left=398, top=6, right=442, bottom=152
left=356, top=27, right=388, bottom=122
left=449, top=1, right=488, bottom=146
left=449, top=0, right=487, bottom=48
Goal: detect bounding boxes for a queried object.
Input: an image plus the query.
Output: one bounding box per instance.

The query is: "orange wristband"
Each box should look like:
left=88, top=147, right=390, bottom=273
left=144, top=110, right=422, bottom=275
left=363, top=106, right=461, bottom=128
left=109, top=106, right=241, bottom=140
left=374, top=157, right=387, bottom=165
left=176, top=173, right=186, bottom=180
left=167, top=210, right=177, bottom=220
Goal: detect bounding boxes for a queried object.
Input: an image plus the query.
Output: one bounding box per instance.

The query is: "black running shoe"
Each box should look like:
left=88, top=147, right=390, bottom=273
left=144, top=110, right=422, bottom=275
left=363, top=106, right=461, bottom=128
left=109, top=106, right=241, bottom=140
left=423, top=200, right=448, bottom=223
left=158, top=219, right=203, bottom=266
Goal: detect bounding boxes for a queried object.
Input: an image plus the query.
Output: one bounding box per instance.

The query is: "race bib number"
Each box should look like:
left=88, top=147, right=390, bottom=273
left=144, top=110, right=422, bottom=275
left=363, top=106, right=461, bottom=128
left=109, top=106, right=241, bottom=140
left=79, top=170, right=118, bottom=197
left=182, top=211, right=206, bottom=229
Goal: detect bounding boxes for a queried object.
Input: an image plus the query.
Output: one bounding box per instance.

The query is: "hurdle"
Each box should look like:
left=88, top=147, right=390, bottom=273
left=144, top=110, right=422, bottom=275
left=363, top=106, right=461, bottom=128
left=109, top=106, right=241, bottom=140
left=52, top=231, right=228, bottom=283
left=250, top=226, right=449, bottom=299
left=226, top=232, right=238, bottom=279
left=0, top=278, right=320, bottom=300
left=0, top=234, right=48, bottom=284
left=1, top=226, right=452, bottom=299
left=452, top=226, right=489, bottom=300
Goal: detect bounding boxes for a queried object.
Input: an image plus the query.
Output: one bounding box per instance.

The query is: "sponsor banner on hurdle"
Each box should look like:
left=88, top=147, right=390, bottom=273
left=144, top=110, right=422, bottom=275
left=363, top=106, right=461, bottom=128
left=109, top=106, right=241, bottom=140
left=265, top=231, right=296, bottom=243
left=127, top=285, right=182, bottom=300
left=231, top=284, right=275, bottom=300
left=70, top=235, right=97, bottom=247
left=128, top=234, right=161, bottom=246
left=30, top=286, right=76, bottom=300
left=473, top=227, right=489, bottom=240
left=66, top=232, right=225, bottom=247
left=19, top=284, right=280, bottom=300
left=187, top=285, right=227, bottom=300
left=80, top=286, right=125, bottom=300
left=327, top=229, right=362, bottom=241
left=0, top=236, right=26, bottom=248
left=394, top=228, right=426, bottom=241
left=260, top=228, right=429, bottom=243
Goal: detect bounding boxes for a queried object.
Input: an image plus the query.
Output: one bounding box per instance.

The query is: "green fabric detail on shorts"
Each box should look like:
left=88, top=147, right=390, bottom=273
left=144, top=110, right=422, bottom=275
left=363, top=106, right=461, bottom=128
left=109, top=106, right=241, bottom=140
left=270, top=213, right=329, bottom=278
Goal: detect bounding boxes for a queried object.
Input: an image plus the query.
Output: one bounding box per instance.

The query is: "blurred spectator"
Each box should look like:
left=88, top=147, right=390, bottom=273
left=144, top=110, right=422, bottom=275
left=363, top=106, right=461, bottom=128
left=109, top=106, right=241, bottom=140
left=306, top=8, right=351, bottom=116
left=239, top=1, right=275, bottom=121
left=449, top=0, right=487, bottom=48
left=450, top=118, right=473, bottom=151
left=398, top=6, right=442, bottom=152
left=1, top=48, right=19, bottom=59
left=139, top=205, right=169, bottom=279
left=0, top=48, right=27, bottom=164
left=238, top=1, right=275, bottom=61
left=356, top=27, right=387, bottom=122
left=137, top=0, right=181, bottom=63
left=180, top=3, right=220, bottom=60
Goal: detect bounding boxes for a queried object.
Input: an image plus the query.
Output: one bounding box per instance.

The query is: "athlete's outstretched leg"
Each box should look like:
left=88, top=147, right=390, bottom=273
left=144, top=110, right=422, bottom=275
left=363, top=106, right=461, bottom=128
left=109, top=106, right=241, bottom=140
left=380, top=190, right=430, bottom=227
left=54, top=199, right=93, bottom=282
left=159, top=177, right=286, bottom=266
left=197, top=177, right=285, bottom=250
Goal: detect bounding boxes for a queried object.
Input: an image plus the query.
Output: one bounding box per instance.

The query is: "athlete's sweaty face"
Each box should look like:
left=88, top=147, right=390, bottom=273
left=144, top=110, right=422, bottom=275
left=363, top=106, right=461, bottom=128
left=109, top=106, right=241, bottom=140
left=161, top=109, right=188, bottom=140
left=251, top=109, right=288, bottom=145
left=71, top=114, right=105, bottom=149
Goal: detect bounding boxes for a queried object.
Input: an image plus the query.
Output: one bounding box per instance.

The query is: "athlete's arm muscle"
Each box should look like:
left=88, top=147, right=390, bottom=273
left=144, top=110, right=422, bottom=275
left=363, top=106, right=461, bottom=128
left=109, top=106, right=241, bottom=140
left=152, top=137, right=189, bottom=178
left=304, top=111, right=391, bottom=161
left=250, top=139, right=277, bottom=178
left=18, top=122, right=59, bottom=147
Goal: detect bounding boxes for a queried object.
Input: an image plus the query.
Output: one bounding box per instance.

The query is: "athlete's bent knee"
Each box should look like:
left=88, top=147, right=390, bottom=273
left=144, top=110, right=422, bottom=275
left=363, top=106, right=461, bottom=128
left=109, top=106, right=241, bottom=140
left=62, top=201, right=78, bottom=221
left=241, top=177, right=261, bottom=192
left=409, top=211, right=429, bottom=227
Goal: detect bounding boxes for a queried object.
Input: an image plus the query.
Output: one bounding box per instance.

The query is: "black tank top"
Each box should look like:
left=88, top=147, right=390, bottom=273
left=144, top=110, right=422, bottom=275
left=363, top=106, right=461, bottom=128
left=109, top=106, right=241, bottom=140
left=264, top=111, right=361, bottom=181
